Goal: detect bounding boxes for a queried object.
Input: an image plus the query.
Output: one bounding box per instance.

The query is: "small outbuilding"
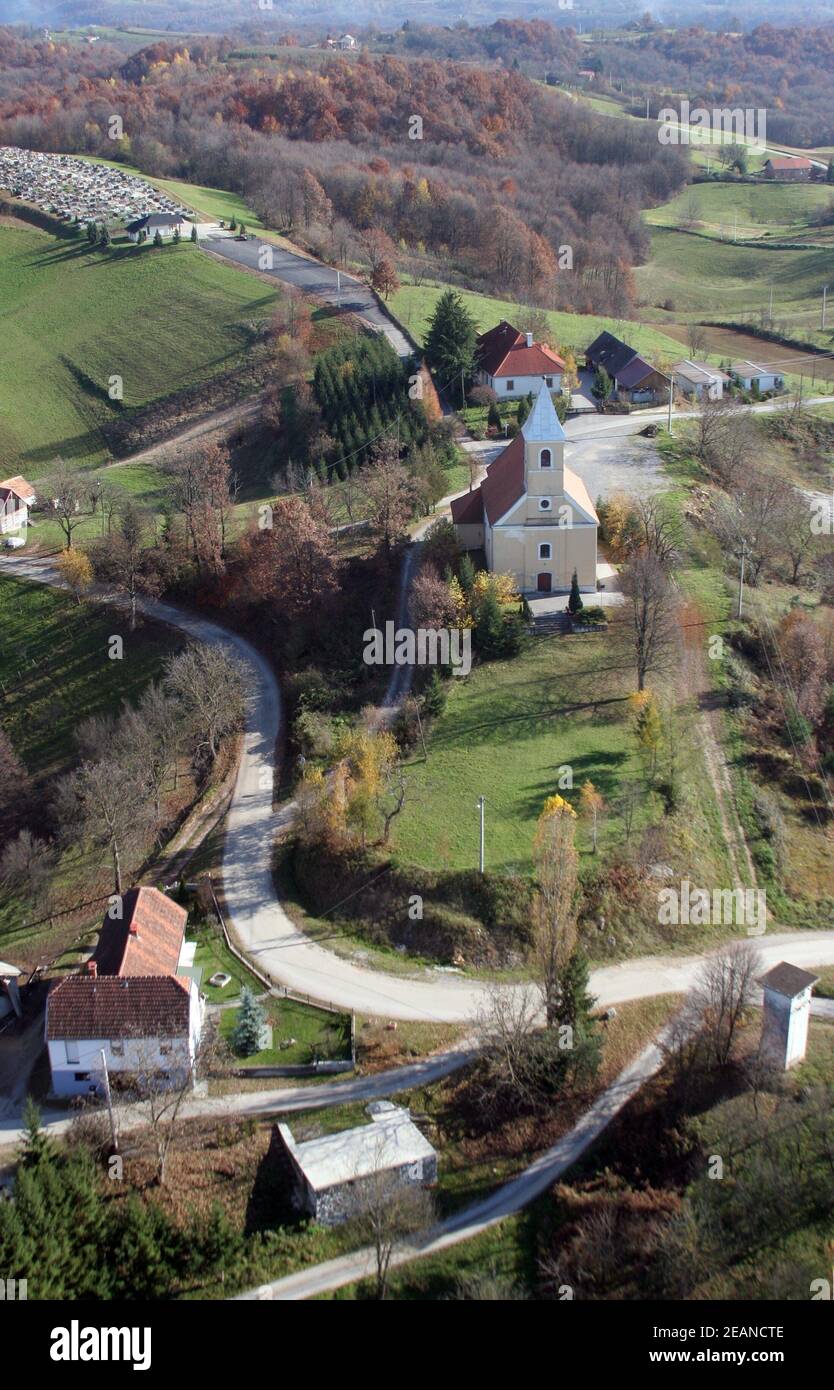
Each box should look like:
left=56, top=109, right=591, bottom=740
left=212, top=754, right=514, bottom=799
left=759, top=961, right=819, bottom=1070
left=277, top=1102, right=437, bottom=1226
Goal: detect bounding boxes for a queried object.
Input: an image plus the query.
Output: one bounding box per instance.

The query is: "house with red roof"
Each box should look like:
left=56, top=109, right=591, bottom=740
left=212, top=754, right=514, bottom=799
left=762, top=156, right=813, bottom=181
left=46, top=887, right=204, bottom=1098
left=451, top=379, right=598, bottom=594
left=0, top=475, right=35, bottom=539
left=475, top=321, right=565, bottom=400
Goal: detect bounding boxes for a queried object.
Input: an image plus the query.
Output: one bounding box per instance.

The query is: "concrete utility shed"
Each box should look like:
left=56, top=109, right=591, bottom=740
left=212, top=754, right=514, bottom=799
left=759, top=961, right=819, bottom=1070
left=277, top=1102, right=437, bottom=1226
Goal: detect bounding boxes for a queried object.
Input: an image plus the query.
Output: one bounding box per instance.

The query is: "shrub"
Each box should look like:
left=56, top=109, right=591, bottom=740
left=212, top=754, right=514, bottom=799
left=467, top=384, right=497, bottom=407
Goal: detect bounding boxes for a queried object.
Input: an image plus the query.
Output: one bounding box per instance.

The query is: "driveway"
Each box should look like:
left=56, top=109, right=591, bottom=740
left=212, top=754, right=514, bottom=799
left=202, top=235, right=413, bottom=359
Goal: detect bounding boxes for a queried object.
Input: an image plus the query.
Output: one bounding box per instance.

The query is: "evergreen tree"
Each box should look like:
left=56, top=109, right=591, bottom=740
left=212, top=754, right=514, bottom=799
left=423, top=669, right=447, bottom=719
left=86, top=221, right=97, bottom=244
left=516, top=392, right=533, bottom=427
left=153, top=229, right=163, bottom=247
left=459, top=553, right=476, bottom=595
left=98, top=224, right=111, bottom=247
left=231, top=987, right=267, bottom=1057
left=173, top=225, right=180, bottom=244
left=487, top=400, right=502, bottom=433
left=591, top=366, right=613, bottom=407
left=423, top=289, right=478, bottom=398
left=190, top=223, right=198, bottom=242
left=19, top=1096, right=52, bottom=1168
left=568, top=570, right=583, bottom=615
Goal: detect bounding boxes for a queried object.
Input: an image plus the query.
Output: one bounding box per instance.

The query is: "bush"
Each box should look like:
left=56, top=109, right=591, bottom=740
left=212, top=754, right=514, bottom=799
left=293, top=708, right=341, bottom=759
left=467, top=384, right=497, bottom=407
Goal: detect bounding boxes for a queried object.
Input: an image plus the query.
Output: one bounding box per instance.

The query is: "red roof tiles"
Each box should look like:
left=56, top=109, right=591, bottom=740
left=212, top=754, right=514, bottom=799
left=92, top=887, right=187, bottom=977
left=46, top=975, right=191, bottom=1040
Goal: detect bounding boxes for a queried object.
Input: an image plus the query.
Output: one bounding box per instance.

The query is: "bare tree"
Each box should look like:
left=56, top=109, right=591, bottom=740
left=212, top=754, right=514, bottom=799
left=774, top=486, right=818, bottom=585
left=682, top=940, right=763, bottom=1070
left=43, top=458, right=87, bottom=549
left=531, top=803, right=579, bottom=1026
left=120, top=1030, right=216, bottom=1186
left=345, top=1137, right=436, bottom=1300
left=163, top=644, right=245, bottom=764
left=360, top=437, right=416, bottom=559
left=474, top=982, right=541, bottom=1104
left=633, top=494, right=683, bottom=569
left=54, top=755, right=152, bottom=895
left=619, top=550, right=678, bottom=691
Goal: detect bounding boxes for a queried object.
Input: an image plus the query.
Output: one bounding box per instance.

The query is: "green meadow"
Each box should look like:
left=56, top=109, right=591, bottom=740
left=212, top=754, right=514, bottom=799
left=0, top=223, right=278, bottom=481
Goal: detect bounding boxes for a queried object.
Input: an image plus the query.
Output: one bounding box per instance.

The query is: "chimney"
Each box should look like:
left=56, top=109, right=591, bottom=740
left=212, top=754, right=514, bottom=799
left=86, top=960, right=97, bottom=977
left=526, top=331, right=534, bottom=348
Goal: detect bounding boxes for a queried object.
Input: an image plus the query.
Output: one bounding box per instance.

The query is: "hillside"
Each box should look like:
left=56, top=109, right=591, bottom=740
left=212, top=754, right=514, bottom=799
left=0, top=222, right=278, bottom=478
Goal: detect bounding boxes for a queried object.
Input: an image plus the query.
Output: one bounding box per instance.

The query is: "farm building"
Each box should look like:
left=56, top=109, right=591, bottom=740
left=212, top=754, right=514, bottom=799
left=277, top=1102, right=437, bottom=1225
left=729, top=360, right=784, bottom=393
left=762, top=156, right=813, bottom=180
left=673, top=360, right=730, bottom=401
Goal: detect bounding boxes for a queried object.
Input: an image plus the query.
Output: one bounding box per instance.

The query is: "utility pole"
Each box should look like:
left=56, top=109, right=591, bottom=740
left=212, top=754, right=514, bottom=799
left=461, top=369, right=466, bottom=410
left=768, top=285, right=773, bottom=325
left=667, top=373, right=675, bottom=433
left=737, top=540, right=748, bottom=620
left=822, top=284, right=828, bottom=332
left=477, top=796, right=485, bottom=875
left=99, top=1048, right=119, bottom=1152
left=336, top=269, right=341, bottom=310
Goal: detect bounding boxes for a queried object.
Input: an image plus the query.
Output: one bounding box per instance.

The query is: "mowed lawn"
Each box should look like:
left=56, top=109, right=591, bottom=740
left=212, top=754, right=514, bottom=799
left=0, top=224, right=278, bottom=476
left=389, top=281, right=688, bottom=362
left=0, top=575, right=181, bottom=782
left=393, top=630, right=645, bottom=874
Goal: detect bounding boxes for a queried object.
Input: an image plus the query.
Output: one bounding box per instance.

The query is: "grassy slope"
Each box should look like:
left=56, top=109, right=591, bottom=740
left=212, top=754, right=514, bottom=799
left=645, top=179, right=834, bottom=239
left=389, top=281, right=688, bottom=361
left=0, top=223, right=278, bottom=478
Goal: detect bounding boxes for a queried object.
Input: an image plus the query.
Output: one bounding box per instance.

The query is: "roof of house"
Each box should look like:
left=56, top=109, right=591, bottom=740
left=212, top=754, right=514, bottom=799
left=585, top=331, right=637, bottom=376
left=278, top=1105, right=436, bottom=1192
left=477, top=321, right=565, bottom=378
left=759, top=961, right=819, bottom=998
left=46, top=975, right=191, bottom=1040
left=673, top=360, right=730, bottom=387
left=92, top=887, right=187, bottom=977
left=0, top=475, right=35, bottom=502
left=765, top=156, right=813, bottom=170
left=615, top=354, right=664, bottom=389
left=729, top=359, right=778, bottom=378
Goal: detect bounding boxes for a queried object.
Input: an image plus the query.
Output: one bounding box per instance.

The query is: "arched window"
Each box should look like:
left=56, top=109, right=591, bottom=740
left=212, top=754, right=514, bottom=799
left=539, top=448, right=552, bottom=468
left=539, top=543, right=551, bottom=560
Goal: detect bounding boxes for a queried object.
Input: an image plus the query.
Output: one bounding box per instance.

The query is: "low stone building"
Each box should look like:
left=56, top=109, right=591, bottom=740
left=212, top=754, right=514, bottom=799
left=277, top=1102, right=437, bottom=1225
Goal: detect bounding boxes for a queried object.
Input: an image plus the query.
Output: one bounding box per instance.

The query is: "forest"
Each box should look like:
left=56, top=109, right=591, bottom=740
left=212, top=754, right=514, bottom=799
left=0, top=28, right=688, bottom=315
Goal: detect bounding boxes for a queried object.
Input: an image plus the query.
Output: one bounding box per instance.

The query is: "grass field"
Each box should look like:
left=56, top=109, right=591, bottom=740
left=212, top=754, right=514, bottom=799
left=0, top=575, right=180, bottom=782
left=388, top=281, right=689, bottom=362
left=636, top=225, right=833, bottom=331
left=645, top=180, right=834, bottom=241
left=392, top=627, right=734, bottom=899
left=219, top=996, right=351, bottom=1068
left=0, top=223, right=278, bottom=480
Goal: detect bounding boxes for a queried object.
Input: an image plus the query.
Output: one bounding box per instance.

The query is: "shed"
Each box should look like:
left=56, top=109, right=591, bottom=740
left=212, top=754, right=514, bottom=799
left=759, top=961, right=819, bottom=1070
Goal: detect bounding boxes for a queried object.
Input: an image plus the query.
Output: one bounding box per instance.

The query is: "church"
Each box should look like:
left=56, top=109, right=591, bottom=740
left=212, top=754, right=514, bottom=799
left=451, top=379, right=598, bottom=595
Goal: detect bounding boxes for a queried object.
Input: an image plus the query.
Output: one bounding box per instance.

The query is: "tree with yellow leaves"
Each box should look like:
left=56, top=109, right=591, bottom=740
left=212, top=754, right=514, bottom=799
left=56, top=547, right=93, bottom=604
left=579, top=779, right=605, bottom=853
left=532, top=795, right=579, bottom=1026
left=630, top=690, right=662, bottom=777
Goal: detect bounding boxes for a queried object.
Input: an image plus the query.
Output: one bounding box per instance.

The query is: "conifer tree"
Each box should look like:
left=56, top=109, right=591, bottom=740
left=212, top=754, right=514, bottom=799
left=231, top=988, right=267, bottom=1057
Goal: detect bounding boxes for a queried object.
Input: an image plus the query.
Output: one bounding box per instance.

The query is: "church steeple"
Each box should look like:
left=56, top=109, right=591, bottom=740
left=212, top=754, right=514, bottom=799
left=522, top=378, right=565, bottom=496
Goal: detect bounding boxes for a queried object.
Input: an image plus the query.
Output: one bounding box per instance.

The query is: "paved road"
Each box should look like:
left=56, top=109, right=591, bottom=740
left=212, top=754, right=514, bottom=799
left=5, top=556, right=834, bottom=1027
left=202, top=235, right=414, bottom=359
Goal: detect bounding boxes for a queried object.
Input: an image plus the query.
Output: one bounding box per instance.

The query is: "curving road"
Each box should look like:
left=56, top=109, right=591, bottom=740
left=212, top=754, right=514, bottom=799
left=5, top=553, right=834, bottom=1025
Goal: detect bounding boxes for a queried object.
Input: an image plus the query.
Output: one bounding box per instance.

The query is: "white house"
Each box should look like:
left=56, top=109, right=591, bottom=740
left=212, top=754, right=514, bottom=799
left=759, top=961, right=819, bottom=1071
left=46, top=887, right=203, bottom=1098
left=673, top=360, right=730, bottom=402
left=729, top=360, right=784, bottom=394
left=338, top=34, right=357, bottom=49
left=475, top=321, right=565, bottom=399
left=126, top=212, right=192, bottom=243
left=0, top=475, right=35, bottom=536
left=452, top=378, right=598, bottom=594
left=277, top=1102, right=437, bottom=1225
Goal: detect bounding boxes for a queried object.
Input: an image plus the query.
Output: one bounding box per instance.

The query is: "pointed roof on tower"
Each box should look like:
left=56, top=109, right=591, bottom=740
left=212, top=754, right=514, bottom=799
left=521, top=379, right=566, bottom=444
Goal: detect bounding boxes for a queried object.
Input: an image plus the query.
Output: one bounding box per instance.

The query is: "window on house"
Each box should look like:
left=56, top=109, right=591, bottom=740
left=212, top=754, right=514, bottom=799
left=65, top=1041, right=79, bottom=1064
left=539, top=543, right=552, bottom=560
left=545, top=376, right=553, bottom=388
left=539, top=448, right=552, bottom=468
left=539, top=498, right=552, bottom=511
left=73, top=1072, right=89, bottom=1083
left=505, top=380, right=514, bottom=392
left=110, top=1041, right=124, bottom=1057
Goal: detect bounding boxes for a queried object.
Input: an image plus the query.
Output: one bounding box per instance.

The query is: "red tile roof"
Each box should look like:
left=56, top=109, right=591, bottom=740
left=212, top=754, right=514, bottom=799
left=450, top=487, right=484, bottom=526
left=0, top=476, right=35, bottom=503
left=46, top=975, right=191, bottom=1040
left=765, top=156, right=812, bottom=170
left=92, top=887, right=187, bottom=977
left=477, top=321, right=565, bottom=379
